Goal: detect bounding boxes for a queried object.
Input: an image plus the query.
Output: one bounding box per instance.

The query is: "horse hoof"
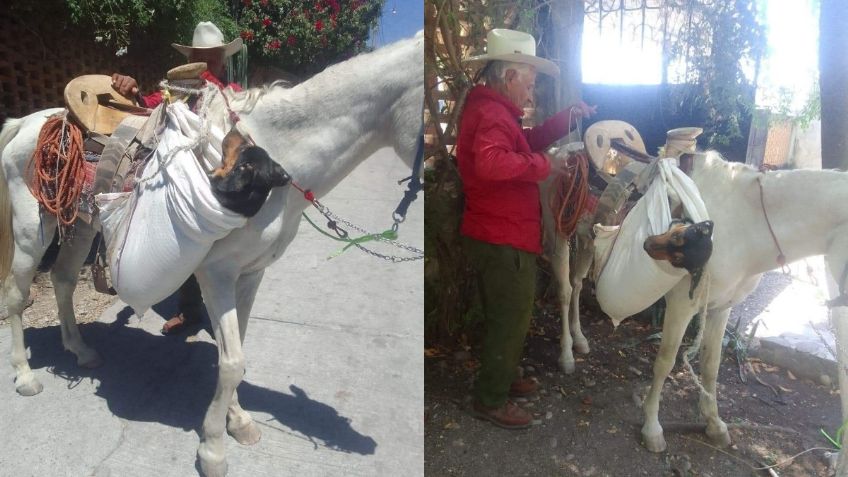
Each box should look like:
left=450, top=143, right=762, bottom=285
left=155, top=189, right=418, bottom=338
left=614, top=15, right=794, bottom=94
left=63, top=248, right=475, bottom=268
left=706, top=426, right=731, bottom=448
left=198, top=454, right=228, bottom=477
left=573, top=340, right=590, bottom=355
left=642, top=431, right=667, bottom=453
left=558, top=357, right=576, bottom=374
left=228, top=420, right=262, bottom=446
left=15, top=374, right=44, bottom=396
left=78, top=352, right=104, bottom=369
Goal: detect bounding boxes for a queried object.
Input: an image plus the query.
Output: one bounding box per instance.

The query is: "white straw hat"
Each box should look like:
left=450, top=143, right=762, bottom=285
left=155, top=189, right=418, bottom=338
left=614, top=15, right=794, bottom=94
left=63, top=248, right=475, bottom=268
left=463, top=29, right=559, bottom=77
left=172, top=22, right=243, bottom=58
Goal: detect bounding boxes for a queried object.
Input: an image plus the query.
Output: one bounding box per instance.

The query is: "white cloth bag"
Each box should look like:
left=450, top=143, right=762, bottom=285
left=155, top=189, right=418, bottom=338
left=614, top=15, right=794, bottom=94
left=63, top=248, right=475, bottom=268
left=593, top=159, right=709, bottom=326
left=95, top=102, right=246, bottom=315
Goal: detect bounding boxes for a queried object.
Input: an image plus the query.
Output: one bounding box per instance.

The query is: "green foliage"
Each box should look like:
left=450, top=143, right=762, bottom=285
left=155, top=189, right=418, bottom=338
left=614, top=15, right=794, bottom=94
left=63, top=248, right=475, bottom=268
left=666, top=0, right=766, bottom=148
left=237, top=0, right=383, bottom=76
left=63, top=0, right=238, bottom=53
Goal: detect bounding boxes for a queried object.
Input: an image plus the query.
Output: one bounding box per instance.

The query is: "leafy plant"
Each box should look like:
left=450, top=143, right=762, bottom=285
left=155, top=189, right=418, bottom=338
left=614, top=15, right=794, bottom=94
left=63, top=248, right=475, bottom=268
left=63, top=0, right=238, bottom=54
left=664, top=0, right=766, bottom=148
left=237, top=0, right=383, bottom=76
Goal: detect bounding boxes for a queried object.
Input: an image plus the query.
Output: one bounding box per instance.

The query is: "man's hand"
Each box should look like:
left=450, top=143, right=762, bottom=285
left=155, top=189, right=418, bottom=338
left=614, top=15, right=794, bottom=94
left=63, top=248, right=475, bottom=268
left=111, top=73, right=139, bottom=98
left=544, top=152, right=569, bottom=176
left=570, top=100, right=597, bottom=118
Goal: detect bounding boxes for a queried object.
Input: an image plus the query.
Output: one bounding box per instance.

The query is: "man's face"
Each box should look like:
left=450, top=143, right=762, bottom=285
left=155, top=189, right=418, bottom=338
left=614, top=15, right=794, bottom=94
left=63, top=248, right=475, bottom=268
left=189, top=48, right=226, bottom=78
left=504, top=66, right=537, bottom=109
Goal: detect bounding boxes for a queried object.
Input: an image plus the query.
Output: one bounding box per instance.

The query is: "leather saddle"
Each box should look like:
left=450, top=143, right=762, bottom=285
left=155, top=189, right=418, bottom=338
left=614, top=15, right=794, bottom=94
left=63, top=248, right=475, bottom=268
left=64, top=75, right=150, bottom=136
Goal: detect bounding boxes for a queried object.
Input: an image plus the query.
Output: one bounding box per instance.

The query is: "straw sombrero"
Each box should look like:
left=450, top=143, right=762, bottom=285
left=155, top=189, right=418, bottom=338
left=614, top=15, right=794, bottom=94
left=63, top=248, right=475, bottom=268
left=463, top=29, right=559, bottom=77
left=172, top=22, right=242, bottom=58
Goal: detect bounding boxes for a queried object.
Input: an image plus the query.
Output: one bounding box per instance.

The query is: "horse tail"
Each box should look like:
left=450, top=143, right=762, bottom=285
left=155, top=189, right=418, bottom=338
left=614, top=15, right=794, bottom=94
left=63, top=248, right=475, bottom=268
left=0, top=117, right=23, bottom=284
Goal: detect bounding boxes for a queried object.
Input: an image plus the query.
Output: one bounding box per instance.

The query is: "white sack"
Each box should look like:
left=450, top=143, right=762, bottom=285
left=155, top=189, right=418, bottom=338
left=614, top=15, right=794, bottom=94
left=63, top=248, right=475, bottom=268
left=593, top=158, right=709, bottom=326
left=95, top=102, right=247, bottom=315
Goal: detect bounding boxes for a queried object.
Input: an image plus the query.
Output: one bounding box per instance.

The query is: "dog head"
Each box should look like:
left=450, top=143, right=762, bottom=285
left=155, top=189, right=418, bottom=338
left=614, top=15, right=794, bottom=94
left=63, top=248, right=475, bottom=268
left=210, top=128, right=291, bottom=217
left=644, top=219, right=714, bottom=298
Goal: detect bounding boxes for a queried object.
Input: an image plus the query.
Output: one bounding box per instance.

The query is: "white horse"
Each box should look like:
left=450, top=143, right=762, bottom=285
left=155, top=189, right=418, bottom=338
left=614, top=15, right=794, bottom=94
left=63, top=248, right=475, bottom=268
left=541, top=193, right=593, bottom=374
left=549, top=150, right=848, bottom=451
left=0, top=32, right=423, bottom=477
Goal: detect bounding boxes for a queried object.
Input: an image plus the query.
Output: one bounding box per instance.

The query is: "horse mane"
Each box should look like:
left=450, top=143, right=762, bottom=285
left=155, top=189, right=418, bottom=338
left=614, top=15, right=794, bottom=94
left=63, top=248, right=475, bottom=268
left=222, top=31, right=422, bottom=122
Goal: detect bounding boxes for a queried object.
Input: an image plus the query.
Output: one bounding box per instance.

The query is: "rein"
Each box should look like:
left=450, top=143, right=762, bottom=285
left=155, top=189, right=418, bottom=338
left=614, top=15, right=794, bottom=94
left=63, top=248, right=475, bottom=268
left=756, top=175, right=789, bottom=274
left=214, top=84, right=423, bottom=262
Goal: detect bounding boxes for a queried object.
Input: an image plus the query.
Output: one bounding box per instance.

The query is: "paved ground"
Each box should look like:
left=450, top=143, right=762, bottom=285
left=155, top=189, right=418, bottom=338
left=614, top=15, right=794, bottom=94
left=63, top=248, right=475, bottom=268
left=734, top=256, right=840, bottom=384
left=0, top=147, right=423, bottom=477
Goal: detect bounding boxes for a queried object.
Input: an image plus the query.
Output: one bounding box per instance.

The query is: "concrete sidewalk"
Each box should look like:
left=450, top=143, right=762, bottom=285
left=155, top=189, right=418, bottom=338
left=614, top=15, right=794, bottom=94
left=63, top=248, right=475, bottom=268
left=738, top=256, right=839, bottom=384
left=0, top=148, right=423, bottom=477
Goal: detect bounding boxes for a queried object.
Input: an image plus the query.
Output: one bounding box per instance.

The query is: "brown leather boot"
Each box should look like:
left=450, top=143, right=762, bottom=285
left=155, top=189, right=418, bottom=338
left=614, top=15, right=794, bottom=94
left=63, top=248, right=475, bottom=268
left=472, top=400, right=533, bottom=429
left=509, top=377, right=539, bottom=397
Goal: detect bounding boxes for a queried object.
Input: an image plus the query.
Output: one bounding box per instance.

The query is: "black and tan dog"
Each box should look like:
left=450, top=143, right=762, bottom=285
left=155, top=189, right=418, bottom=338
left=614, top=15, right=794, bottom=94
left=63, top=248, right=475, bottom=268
left=210, top=128, right=291, bottom=217
left=644, top=219, right=714, bottom=298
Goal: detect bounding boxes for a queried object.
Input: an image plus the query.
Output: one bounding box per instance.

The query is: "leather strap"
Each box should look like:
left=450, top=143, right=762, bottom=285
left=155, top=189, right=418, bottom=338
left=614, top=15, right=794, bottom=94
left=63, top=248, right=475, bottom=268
left=92, top=115, right=147, bottom=196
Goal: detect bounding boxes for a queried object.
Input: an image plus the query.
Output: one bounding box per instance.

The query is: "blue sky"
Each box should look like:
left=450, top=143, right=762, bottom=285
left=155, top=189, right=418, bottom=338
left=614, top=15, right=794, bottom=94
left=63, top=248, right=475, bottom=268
left=371, top=0, right=423, bottom=47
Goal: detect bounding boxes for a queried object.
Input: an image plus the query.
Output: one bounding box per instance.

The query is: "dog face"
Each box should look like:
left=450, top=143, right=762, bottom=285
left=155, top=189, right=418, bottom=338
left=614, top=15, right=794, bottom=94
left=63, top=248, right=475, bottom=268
left=643, top=219, right=714, bottom=298
left=210, top=128, right=291, bottom=217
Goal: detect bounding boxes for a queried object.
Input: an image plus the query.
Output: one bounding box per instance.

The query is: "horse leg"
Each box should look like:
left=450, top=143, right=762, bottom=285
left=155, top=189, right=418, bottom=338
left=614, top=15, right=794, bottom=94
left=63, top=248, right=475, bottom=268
left=225, top=270, right=264, bottom=446
left=195, top=271, right=242, bottom=477
left=642, top=282, right=699, bottom=452
left=5, top=207, right=57, bottom=395
left=569, top=233, right=593, bottom=355
left=51, top=224, right=102, bottom=368
left=552, top=238, right=576, bottom=374
left=698, top=307, right=732, bottom=447
left=5, top=251, right=43, bottom=396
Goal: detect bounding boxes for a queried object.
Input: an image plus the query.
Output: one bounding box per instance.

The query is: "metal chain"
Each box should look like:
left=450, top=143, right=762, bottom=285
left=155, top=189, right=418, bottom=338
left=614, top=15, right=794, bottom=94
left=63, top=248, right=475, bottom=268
left=312, top=198, right=423, bottom=262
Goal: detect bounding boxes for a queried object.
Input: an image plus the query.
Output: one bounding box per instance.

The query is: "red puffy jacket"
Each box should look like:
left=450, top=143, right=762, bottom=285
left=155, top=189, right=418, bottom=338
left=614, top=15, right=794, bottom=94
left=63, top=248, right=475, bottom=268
left=456, top=85, right=572, bottom=253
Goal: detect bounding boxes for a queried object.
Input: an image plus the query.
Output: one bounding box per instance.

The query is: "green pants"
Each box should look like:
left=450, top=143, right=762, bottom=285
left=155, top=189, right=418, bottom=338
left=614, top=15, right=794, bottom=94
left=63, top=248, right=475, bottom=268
left=464, top=236, right=538, bottom=408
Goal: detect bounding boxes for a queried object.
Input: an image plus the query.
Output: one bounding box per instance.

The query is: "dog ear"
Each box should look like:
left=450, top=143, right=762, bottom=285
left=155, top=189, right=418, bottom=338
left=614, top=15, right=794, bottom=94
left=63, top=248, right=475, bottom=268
left=268, top=160, right=291, bottom=187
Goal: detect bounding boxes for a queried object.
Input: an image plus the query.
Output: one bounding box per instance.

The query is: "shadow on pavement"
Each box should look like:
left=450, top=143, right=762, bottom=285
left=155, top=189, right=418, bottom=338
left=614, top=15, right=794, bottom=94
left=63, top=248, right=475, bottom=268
left=21, top=312, right=376, bottom=456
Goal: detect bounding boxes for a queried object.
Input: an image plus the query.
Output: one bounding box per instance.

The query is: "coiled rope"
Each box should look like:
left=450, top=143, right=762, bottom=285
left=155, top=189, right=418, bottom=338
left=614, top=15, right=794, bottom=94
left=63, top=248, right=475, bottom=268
left=27, top=113, right=86, bottom=234
left=549, top=107, right=591, bottom=238
left=549, top=150, right=590, bottom=238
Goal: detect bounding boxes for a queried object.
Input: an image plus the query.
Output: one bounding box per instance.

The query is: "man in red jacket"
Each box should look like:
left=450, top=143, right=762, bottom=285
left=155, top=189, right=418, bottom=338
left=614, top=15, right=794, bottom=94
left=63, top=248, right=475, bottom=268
left=459, top=29, right=596, bottom=429
left=110, top=22, right=245, bottom=335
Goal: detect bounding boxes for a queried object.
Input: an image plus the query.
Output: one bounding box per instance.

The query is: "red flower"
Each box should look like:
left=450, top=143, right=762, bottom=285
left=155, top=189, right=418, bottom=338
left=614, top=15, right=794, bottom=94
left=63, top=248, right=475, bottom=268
left=315, top=19, right=324, bottom=32
left=351, top=0, right=362, bottom=11
left=262, top=17, right=272, bottom=27
left=242, top=0, right=252, bottom=6
left=260, top=0, right=269, bottom=5
left=240, top=30, right=254, bottom=41
left=287, top=35, right=297, bottom=47
left=268, top=39, right=282, bottom=50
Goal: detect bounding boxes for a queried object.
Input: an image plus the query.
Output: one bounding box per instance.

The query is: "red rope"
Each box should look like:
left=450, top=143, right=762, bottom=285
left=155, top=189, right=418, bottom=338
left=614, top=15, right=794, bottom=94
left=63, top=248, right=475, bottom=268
left=26, top=114, right=86, bottom=229
left=549, top=150, right=590, bottom=238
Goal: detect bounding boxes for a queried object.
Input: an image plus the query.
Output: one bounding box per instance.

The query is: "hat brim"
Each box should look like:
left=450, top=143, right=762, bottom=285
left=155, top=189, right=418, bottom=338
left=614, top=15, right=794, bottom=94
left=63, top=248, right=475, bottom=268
left=463, top=52, right=559, bottom=77
left=172, top=37, right=243, bottom=58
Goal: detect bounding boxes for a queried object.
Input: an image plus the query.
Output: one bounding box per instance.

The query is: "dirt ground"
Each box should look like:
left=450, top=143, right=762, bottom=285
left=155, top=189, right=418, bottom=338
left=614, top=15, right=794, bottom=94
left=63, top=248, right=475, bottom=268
left=425, top=295, right=842, bottom=476
left=0, top=269, right=117, bottom=330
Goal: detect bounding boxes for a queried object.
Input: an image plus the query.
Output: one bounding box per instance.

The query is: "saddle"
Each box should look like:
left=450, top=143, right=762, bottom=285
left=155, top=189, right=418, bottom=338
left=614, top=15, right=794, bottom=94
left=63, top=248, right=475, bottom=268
left=580, top=121, right=703, bottom=232
left=64, top=75, right=150, bottom=137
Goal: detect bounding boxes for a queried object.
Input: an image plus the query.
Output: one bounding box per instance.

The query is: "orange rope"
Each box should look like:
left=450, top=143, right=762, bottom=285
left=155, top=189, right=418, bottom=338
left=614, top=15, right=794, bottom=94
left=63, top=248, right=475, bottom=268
left=549, top=150, right=590, bottom=238
left=26, top=113, right=86, bottom=230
